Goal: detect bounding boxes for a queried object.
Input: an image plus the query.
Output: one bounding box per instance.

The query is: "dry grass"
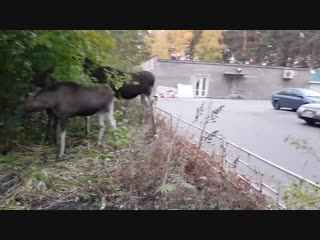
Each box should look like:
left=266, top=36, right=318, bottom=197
left=112, top=120, right=275, bottom=210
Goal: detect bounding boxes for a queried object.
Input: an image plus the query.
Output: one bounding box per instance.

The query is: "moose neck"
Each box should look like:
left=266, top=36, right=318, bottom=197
left=23, top=90, right=56, bottom=112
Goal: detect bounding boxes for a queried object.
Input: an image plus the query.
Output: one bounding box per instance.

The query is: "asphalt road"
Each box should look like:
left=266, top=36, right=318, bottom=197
left=156, top=98, right=320, bottom=182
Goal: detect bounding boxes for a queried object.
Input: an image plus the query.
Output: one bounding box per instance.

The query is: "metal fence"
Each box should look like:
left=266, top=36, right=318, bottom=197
left=154, top=106, right=320, bottom=209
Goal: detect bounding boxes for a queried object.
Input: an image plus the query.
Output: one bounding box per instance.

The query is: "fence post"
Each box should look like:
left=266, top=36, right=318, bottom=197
left=259, top=174, right=263, bottom=192
left=221, top=139, right=227, bottom=172
left=276, top=182, right=283, bottom=208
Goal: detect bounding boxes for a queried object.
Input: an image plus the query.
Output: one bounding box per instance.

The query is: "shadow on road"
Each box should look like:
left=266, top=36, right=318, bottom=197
left=299, top=122, right=320, bottom=128
left=279, top=108, right=296, bottom=112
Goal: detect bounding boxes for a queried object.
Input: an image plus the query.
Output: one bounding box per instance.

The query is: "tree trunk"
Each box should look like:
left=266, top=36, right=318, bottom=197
left=242, top=31, right=247, bottom=52
left=310, top=44, right=315, bottom=70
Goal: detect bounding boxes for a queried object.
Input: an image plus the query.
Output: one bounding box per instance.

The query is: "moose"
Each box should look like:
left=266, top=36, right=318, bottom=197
left=83, top=58, right=156, bottom=108
left=19, top=81, right=116, bottom=158
left=30, top=68, right=92, bottom=142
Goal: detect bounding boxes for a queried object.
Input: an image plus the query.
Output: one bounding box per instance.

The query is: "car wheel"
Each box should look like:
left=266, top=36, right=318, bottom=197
left=273, top=101, right=280, bottom=110
left=305, top=119, right=317, bottom=125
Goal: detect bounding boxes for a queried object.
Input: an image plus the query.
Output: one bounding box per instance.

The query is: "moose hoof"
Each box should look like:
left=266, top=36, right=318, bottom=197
left=57, top=154, right=72, bottom=161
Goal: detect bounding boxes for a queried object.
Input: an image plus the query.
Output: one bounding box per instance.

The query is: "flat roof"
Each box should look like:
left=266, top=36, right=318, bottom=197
left=157, top=59, right=310, bottom=71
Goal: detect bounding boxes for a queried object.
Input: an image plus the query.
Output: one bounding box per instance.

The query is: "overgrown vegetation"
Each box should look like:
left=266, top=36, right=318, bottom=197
left=0, top=30, right=147, bottom=156
left=0, top=100, right=273, bottom=210
left=282, top=135, right=320, bottom=209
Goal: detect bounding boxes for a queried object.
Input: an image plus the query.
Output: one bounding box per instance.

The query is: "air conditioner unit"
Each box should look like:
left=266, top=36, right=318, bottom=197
left=283, top=70, right=295, bottom=79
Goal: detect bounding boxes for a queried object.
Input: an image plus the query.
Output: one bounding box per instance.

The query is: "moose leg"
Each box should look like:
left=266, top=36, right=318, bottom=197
left=106, top=101, right=117, bottom=129
left=122, top=100, right=130, bottom=119
left=146, top=93, right=153, bottom=108
left=108, top=114, right=117, bottom=129
left=57, top=119, right=67, bottom=158
left=52, top=115, right=58, bottom=144
left=56, top=120, right=60, bottom=145
left=141, top=94, right=153, bottom=123
left=45, top=110, right=58, bottom=143
left=142, top=90, right=153, bottom=107
left=45, top=112, right=52, bottom=142
left=140, top=94, right=148, bottom=107
left=140, top=94, right=147, bottom=124
left=85, top=116, right=90, bottom=136
left=146, top=93, right=155, bottom=125
left=98, top=113, right=106, bottom=146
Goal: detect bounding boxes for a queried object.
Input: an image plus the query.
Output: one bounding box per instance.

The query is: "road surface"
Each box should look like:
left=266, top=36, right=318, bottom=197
left=156, top=98, right=320, bottom=182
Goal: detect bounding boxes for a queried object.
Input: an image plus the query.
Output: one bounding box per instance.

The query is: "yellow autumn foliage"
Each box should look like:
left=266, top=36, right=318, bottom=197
left=144, top=30, right=193, bottom=59
left=195, top=30, right=225, bottom=61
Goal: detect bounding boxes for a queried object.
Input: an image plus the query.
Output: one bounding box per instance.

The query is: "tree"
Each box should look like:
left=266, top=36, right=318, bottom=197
left=186, top=30, right=202, bottom=60
left=301, top=30, right=320, bottom=69
left=0, top=30, right=116, bottom=111
left=144, top=30, right=193, bottom=59
left=166, top=30, right=193, bottom=58
left=144, top=30, right=171, bottom=59
left=108, top=30, right=148, bottom=71
left=223, top=30, right=320, bottom=68
left=223, top=30, right=268, bottom=64
left=194, top=30, right=225, bottom=61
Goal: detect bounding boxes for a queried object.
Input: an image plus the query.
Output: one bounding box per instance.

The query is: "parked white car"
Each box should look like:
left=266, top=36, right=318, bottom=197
left=297, top=103, right=320, bottom=125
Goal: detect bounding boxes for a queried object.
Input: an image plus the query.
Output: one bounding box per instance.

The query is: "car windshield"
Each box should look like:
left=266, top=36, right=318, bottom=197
left=301, top=89, right=320, bottom=97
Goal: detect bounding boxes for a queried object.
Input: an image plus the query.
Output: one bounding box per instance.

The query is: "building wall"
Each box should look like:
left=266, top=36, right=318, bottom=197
left=309, top=82, right=320, bottom=92
left=142, top=58, right=311, bottom=99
